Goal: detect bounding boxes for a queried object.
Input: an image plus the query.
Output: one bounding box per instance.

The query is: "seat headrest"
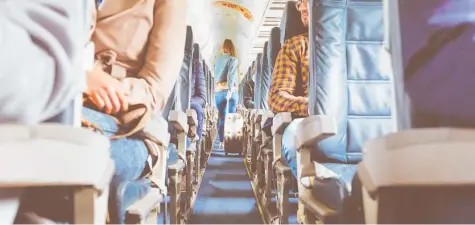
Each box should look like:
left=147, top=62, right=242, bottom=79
left=268, top=27, right=281, bottom=69
left=254, top=53, right=263, bottom=108
left=193, top=43, right=202, bottom=64
left=262, top=42, right=268, bottom=64
left=280, top=1, right=306, bottom=44
left=185, top=26, right=193, bottom=52
left=255, top=53, right=262, bottom=73
left=193, top=43, right=200, bottom=57
left=246, top=66, right=252, bottom=81
left=202, top=59, right=207, bottom=72
left=390, top=0, right=475, bottom=128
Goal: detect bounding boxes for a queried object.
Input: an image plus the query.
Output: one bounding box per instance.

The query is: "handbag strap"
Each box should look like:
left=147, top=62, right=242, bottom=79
left=82, top=96, right=151, bottom=140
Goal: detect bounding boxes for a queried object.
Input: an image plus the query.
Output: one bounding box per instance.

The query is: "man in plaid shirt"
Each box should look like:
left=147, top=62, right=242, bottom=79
left=263, top=0, right=309, bottom=185
left=268, top=0, right=309, bottom=117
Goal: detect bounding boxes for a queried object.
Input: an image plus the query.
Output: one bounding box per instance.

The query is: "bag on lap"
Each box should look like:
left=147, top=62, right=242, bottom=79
left=81, top=50, right=164, bottom=189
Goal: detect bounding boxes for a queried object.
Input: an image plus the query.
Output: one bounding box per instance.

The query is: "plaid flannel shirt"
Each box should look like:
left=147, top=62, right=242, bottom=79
left=268, top=33, right=309, bottom=116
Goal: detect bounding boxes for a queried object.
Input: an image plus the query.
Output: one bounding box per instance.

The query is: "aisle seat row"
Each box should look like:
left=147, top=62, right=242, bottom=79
left=0, top=22, right=218, bottom=224
left=164, top=25, right=218, bottom=224
left=239, top=0, right=475, bottom=224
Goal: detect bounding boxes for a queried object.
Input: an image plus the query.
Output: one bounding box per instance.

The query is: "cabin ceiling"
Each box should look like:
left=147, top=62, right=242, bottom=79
left=187, top=0, right=289, bottom=78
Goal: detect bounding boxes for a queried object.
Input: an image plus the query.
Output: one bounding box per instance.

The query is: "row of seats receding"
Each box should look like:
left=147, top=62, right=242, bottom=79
left=238, top=0, right=475, bottom=224
left=160, top=25, right=219, bottom=224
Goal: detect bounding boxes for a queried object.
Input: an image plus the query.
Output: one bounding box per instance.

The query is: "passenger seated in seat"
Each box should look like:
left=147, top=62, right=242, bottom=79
left=0, top=1, right=87, bottom=123
left=268, top=0, right=309, bottom=118
left=268, top=0, right=309, bottom=177
left=83, top=0, right=187, bottom=223
left=0, top=1, right=95, bottom=222
left=191, top=43, right=207, bottom=147
left=243, top=63, right=256, bottom=109
left=214, top=39, right=239, bottom=149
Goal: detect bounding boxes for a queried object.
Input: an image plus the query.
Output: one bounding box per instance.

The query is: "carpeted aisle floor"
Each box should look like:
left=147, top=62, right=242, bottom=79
left=189, top=141, right=263, bottom=224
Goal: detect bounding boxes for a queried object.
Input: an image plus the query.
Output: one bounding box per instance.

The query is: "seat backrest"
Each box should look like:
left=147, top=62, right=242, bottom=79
left=202, top=60, right=209, bottom=105
left=268, top=27, right=281, bottom=74
left=163, top=26, right=193, bottom=121
left=210, top=71, right=215, bottom=108
left=246, top=66, right=252, bottom=81
left=239, top=68, right=250, bottom=105
left=259, top=42, right=271, bottom=110
left=191, top=43, right=203, bottom=100
left=308, top=0, right=394, bottom=164
left=205, top=61, right=211, bottom=107
left=253, top=53, right=263, bottom=109
left=280, top=1, right=306, bottom=45
left=387, top=0, right=475, bottom=129
left=175, top=25, right=194, bottom=112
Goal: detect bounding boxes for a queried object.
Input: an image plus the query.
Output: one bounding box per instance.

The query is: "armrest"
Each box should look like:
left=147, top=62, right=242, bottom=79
left=358, top=128, right=475, bottom=199
left=261, top=111, right=274, bottom=128
left=295, top=115, right=336, bottom=150
left=186, top=109, right=197, bottom=126
left=168, top=110, right=189, bottom=133
left=168, top=159, right=186, bottom=173
left=271, top=112, right=292, bottom=135
left=254, top=109, right=264, bottom=123
left=249, top=109, right=257, bottom=122
left=125, top=188, right=163, bottom=222
left=0, top=124, right=113, bottom=191
left=143, top=116, right=170, bottom=147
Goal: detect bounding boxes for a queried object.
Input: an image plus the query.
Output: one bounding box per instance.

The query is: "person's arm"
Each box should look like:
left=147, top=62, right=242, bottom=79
left=243, top=81, right=255, bottom=109
left=227, top=57, right=239, bottom=90
left=0, top=0, right=89, bottom=123
left=125, top=0, right=187, bottom=112
left=268, top=38, right=308, bottom=116
left=191, top=55, right=207, bottom=107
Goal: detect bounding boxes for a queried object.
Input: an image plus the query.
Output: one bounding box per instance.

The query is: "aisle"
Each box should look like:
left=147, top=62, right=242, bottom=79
left=189, top=141, right=263, bottom=224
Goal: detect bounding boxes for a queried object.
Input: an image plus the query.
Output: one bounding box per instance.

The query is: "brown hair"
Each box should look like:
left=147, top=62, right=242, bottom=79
left=221, top=39, right=237, bottom=57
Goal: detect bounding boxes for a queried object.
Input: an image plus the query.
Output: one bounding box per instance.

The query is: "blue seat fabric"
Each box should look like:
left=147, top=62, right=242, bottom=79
left=253, top=53, right=263, bottom=109
left=307, top=0, right=392, bottom=211
left=280, top=0, right=393, bottom=213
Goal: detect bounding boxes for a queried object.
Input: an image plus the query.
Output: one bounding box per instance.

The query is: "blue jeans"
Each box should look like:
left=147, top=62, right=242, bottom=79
left=215, top=90, right=238, bottom=142
left=281, top=118, right=304, bottom=178
left=82, top=107, right=150, bottom=224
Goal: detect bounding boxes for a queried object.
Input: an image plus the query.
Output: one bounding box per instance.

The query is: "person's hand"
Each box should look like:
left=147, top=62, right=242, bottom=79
left=86, top=68, right=129, bottom=114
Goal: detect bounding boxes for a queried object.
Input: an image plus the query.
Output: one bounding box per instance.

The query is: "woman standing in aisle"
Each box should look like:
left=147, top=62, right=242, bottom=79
left=214, top=39, right=239, bottom=148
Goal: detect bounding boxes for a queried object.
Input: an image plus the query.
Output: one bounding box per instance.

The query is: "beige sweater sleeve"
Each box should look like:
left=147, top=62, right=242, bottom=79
left=133, top=0, right=188, bottom=113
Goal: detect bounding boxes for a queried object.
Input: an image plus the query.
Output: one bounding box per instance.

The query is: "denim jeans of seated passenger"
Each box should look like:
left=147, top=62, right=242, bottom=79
left=215, top=90, right=238, bottom=142
left=263, top=117, right=273, bottom=137
left=281, top=118, right=304, bottom=178
left=82, top=107, right=151, bottom=224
